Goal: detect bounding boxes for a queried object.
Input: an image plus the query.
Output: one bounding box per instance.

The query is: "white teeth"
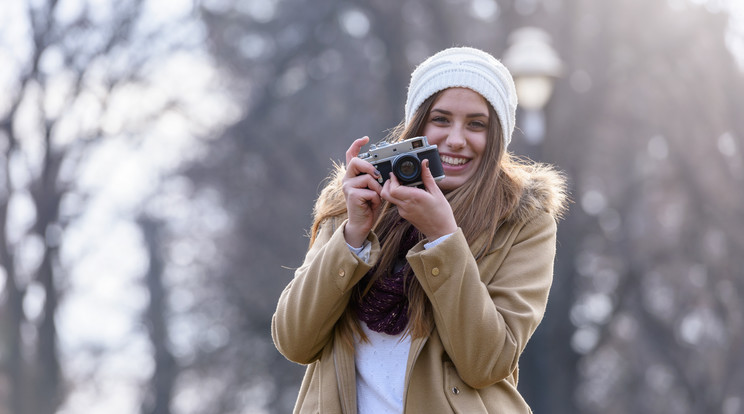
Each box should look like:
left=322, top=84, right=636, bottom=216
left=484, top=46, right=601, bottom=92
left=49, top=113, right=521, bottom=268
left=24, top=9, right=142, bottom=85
left=440, top=155, right=469, bottom=166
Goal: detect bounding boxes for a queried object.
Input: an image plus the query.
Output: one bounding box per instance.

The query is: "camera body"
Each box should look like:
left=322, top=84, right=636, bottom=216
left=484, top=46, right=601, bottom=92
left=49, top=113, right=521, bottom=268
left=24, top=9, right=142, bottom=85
left=359, top=136, right=445, bottom=187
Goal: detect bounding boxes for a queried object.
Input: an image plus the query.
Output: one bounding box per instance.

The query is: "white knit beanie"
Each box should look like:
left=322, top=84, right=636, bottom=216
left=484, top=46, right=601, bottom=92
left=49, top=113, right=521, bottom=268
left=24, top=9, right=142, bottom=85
left=405, top=46, right=518, bottom=149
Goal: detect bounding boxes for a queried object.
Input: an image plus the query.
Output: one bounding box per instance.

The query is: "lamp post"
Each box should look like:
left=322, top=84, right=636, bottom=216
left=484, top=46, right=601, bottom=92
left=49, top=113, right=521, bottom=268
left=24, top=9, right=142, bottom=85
left=502, top=28, right=568, bottom=414
left=502, top=27, right=563, bottom=146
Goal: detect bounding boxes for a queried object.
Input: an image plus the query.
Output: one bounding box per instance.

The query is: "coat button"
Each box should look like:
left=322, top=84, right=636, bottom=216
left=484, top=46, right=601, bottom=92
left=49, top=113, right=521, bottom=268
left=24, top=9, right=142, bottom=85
left=431, top=267, right=440, bottom=276
left=452, top=386, right=460, bottom=395
left=338, top=269, right=345, bottom=277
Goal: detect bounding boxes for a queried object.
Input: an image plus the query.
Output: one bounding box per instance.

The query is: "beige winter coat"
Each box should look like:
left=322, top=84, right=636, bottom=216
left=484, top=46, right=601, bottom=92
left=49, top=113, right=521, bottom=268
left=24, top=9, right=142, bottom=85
left=272, top=166, right=567, bottom=413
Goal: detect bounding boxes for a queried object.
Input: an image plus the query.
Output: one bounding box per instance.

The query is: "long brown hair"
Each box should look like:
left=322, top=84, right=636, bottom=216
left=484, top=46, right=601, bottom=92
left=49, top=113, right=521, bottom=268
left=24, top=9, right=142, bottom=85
left=312, top=90, right=524, bottom=346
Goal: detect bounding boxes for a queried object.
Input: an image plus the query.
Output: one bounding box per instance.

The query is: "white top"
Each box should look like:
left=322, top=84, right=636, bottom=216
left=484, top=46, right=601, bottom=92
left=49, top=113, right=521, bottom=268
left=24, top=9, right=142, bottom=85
left=355, top=322, right=411, bottom=414
left=347, top=230, right=452, bottom=413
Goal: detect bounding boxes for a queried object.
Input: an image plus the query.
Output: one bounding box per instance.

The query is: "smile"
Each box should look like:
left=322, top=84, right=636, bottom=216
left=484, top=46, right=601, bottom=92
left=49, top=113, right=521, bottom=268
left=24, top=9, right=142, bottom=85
left=440, top=154, right=470, bottom=166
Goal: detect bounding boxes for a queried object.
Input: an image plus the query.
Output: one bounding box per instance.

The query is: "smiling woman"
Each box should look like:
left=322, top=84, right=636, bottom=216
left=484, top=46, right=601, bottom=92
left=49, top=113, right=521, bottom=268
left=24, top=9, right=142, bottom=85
left=423, top=88, right=490, bottom=191
left=272, top=46, right=568, bottom=414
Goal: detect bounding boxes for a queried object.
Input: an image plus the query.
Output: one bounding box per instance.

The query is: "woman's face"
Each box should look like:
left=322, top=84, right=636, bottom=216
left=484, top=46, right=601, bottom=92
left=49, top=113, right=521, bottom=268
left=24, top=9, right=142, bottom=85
left=423, top=87, right=489, bottom=191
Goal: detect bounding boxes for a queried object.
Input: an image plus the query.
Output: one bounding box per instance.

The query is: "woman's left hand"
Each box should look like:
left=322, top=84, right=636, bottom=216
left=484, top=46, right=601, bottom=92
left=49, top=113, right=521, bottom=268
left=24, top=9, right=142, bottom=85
left=381, top=159, right=458, bottom=241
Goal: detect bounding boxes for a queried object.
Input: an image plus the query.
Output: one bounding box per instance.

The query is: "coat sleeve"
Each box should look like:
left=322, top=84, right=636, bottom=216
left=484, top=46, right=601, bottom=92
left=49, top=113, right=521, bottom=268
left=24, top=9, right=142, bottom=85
left=271, top=219, right=380, bottom=364
left=406, top=211, right=557, bottom=388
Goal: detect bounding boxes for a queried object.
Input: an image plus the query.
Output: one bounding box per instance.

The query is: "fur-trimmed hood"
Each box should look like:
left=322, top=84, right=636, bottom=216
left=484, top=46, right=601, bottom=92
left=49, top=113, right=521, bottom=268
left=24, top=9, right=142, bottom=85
left=506, top=162, right=569, bottom=224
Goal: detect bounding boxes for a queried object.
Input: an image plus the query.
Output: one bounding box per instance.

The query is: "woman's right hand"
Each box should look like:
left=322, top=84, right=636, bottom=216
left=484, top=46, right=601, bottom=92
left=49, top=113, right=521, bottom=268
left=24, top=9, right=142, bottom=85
left=342, top=136, right=383, bottom=248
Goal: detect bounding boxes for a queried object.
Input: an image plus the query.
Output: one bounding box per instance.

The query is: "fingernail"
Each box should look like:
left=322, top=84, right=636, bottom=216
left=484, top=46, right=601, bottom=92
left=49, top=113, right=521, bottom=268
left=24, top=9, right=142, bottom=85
left=375, top=169, right=381, bottom=177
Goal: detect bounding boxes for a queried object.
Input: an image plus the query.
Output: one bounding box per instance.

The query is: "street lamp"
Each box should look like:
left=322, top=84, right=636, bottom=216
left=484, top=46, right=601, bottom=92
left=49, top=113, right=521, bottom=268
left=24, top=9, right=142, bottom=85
left=502, top=27, right=563, bottom=145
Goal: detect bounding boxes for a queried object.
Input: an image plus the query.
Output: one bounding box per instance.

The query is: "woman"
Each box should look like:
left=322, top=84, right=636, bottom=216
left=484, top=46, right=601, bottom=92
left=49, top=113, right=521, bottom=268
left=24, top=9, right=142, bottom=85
left=272, top=46, right=568, bottom=413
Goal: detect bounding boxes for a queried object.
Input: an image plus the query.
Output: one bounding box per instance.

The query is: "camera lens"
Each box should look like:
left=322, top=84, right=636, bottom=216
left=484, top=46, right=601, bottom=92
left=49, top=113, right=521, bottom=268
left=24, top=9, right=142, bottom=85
left=399, top=160, right=416, bottom=177
left=393, top=154, right=420, bottom=182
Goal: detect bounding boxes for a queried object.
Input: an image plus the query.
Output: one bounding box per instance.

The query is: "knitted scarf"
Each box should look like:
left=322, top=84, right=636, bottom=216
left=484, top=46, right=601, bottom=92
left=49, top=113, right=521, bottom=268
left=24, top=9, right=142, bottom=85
left=355, top=226, right=421, bottom=335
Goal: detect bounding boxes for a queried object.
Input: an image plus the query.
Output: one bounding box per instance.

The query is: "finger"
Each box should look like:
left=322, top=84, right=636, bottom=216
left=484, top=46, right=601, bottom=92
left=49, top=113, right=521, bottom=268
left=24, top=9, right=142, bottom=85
left=352, top=188, right=382, bottom=207
left=381, top=173, right=404, bottom=205
left=345, top=136, right=370, bottom=164
left=420, top=159, right=438, bottom=193
left=346, top=184, right=379, bottom=208
left=345, top=172, right=383, bottom=194
left=386, top=172, right=401, bottom=194
left=387, top=172, right=423, bottom=199
left=366, top=192, right=382, bottom=211
left=346, top=158, right=382, bottom=182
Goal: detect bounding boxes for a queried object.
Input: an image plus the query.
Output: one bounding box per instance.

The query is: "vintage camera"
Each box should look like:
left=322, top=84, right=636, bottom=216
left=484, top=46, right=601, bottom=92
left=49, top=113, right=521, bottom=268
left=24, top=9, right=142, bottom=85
left=358, top=136, right=445, bottom=187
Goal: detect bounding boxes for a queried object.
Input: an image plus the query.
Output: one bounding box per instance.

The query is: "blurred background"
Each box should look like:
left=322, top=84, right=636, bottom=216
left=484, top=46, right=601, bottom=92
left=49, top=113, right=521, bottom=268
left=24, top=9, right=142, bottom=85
left=0, top=0, right=743, bottom=413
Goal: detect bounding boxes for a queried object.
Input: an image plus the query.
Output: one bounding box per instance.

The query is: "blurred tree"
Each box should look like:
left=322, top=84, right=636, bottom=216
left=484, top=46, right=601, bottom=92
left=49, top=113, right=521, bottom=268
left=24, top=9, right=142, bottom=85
left=0, top=0, right=219, bottom=413
left=138, top=216, right=177, bottom=414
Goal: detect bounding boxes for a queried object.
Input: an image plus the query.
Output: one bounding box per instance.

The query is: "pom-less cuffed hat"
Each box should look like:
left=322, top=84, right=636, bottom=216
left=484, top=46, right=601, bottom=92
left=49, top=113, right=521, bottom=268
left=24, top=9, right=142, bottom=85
left=405, top=46, right=518, bottom=149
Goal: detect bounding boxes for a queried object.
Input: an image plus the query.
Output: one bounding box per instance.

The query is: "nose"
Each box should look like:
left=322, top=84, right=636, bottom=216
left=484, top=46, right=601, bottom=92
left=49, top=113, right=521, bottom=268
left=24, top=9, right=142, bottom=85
left=445, top=126, right=467, bottom=150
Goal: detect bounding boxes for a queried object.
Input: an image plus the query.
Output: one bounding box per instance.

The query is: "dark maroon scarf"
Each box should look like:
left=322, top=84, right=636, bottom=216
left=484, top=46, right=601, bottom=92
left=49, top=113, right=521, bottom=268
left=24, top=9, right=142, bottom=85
left=355, top=226, right=421, bottom=335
